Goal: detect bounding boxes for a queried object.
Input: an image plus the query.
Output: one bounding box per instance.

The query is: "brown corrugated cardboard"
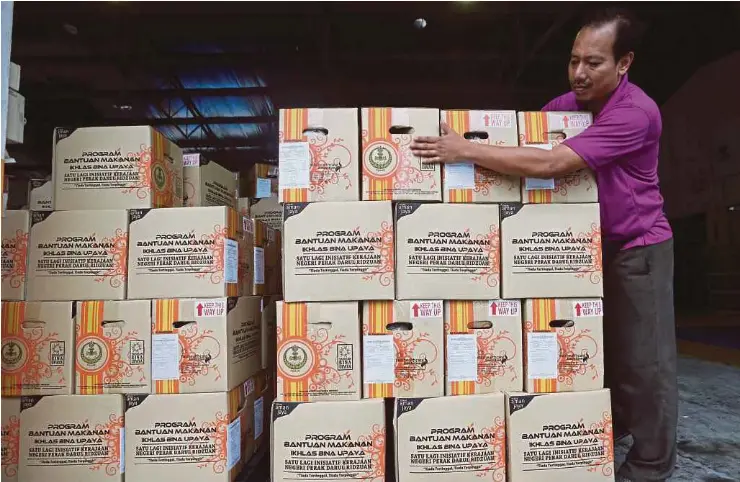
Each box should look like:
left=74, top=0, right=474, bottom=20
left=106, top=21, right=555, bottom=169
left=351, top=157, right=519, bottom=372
left=27, top=210, right=128, bottom=301
left=524, top=298, right=604, bottom=393
left=265, top=227, right=281, bottom=295
left=247, top=194, right=282, bottom=232
left=363, top=301, right=444, bottom=398
left=444, top=300, right=523, bottom=395
left=1, top=209, right=29, bottom=300
left=27, top=179, right=53, bottom=211
left=394, top=393, right=507, bottom=482
left=241, top=370, right=269, bottom=460
left=75, top=300, right=152, bottom=395
left=362, top=107, right=441, bottom=201
left=239, top=218, right=256, bottom=298
left=1, top=301, right=74, bottom=396
left=183, top=154, right=237, bottom=208
left=125, top=389, right=246, bottom=482
left=150, top=297, right=261, bottom=394
left=517, top=112, right=598, bottom=204
left=276, top=301, right=361, bottom=402
left=237, top=197, right=250, bottom=219
left=279, top=108, right=360, bottom=202
left=19, top=394, right=124, bottom=482
left=271, top=399, right=386, bottom=481
left=505, top=390, right=614, bottom=481
left=241, top=163, right=278, bottom=199
left=283, top=201, right=395, bottom=302
left=127, top=206, right=240, bottom=299
left=441, top=110, right=520, bottom=203
left=261, top=296, right=279, bottom=371
left=395, top=203, right=500, bottom=300
left=501, top=203, right=603, bottom=299
left=1, top=397, right=20, bottom=482
left=53, top=126, right=183, bottom=210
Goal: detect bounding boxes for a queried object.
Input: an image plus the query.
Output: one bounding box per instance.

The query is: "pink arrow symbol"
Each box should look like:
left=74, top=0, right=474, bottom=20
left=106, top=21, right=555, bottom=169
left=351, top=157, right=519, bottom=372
left=575, top=303, right=582, bottom=317
left=490, top=301, right=498, bottom=316
left=412, top=303, right=420, bottom=318
left=196, top=303, right=204, bottom=317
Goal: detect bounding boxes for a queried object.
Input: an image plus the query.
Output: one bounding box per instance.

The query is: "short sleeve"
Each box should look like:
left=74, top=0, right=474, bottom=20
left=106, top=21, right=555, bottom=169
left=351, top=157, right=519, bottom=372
left=563, top=105, right=651, bottom=170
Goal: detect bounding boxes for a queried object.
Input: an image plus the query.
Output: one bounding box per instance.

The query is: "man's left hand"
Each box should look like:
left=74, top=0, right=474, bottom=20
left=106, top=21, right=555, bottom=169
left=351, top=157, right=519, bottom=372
left=410, top=122, right=470, bottom=164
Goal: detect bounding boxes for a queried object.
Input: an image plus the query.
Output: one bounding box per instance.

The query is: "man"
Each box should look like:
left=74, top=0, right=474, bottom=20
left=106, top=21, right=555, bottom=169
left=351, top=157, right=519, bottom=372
left=410, top=8, right=677, bottom=482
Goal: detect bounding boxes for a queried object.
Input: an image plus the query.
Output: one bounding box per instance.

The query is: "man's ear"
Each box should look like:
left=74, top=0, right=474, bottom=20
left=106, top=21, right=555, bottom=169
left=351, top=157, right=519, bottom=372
left=618, top=52, right=634, bottom=76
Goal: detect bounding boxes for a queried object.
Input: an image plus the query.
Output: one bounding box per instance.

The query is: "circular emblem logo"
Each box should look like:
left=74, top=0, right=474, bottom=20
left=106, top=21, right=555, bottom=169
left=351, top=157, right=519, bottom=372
left=277, top=339, right=315, bottom=380
left=152, top=162, right=168, bottom=191
left=76, top=337, right=109, bottom=373
left=1, top=338, right=28, bottom=372
left=364, top=142, right=398, bottom=178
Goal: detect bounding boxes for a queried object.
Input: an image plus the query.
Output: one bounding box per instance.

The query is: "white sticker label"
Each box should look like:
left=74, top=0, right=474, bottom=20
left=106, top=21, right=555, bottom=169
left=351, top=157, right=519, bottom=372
left=527, top=332, right=559, bottom=379
left=243, top=217, right=254, bottom=234
left=256, top=177, right=272, bottom=198
left=489, top=300, right=521, bottom=317
left=445, top=162, right=475, bottom=189
left=152, top=334, right=180, bottom=381
left=223, top=238, right=238, bottom=284
left=363, top=335, right=396, bottom=384
left=244, top=378, right=255, bottom=396
left=559, top=113, right=592, bottom=129
left=446, top=334, right=478, bottom=382
left=226, top=417, right=241, bottom=471
left=254, top=397, right=265, bottom=439
left=479, top=111, right=514, bottom=129
left=573, top=300, right=603, bottom=318
left=194, top=299, right=226, bottom=318
left=279, top=142, right=311, bottom=189
left=254, top=247, right=265, bottom=285
left=525, top=177, right=556, bottom=191
left=182, top=153, right=201, bottom=167
left=120, top=429, right=125, bottom=474
left=409, top=301, right=443, bottom=319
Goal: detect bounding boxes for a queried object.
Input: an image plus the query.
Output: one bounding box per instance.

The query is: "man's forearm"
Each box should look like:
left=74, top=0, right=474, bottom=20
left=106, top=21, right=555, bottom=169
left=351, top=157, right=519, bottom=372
left=464, top=143, right=557, bottom=178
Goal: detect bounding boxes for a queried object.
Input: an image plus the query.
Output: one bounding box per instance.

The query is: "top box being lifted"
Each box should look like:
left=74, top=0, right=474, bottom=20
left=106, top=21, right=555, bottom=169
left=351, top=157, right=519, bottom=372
left=53, top=126, right=184, bottom=210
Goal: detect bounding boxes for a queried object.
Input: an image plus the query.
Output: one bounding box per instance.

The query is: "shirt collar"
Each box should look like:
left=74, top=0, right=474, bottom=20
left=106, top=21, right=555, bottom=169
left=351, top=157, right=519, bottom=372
left=577, top=73, right=629, bottom=118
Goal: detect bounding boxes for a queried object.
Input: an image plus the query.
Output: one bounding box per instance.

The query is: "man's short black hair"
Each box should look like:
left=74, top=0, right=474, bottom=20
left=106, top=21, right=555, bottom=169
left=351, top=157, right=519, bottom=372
left=581, top=8, right=645, bottom=60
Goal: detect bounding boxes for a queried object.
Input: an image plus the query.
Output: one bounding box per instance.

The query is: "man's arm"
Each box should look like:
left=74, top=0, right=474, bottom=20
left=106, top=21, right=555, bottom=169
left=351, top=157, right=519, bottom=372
left=463, top=142, right=587, bottom=178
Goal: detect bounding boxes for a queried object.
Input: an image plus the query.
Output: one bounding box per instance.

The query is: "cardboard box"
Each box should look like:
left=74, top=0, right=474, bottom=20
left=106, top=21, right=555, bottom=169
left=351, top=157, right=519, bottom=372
left=127, top=206, right=241, bottom=299
left=276, top=301, right=361, bottom=402
left=53, top=126, right=183, bottom=210
left=261, top=296, right=279, bottom=371
left=279, top=108, right=360, bottom=202
left=241, top=163, right=278, bottom=199
left=441, top=110, right=520, bottom=203
left=445, top=300, right=523, bottom=395
left=19, top=394, right=124, bottom=482
left=242, top=370, right=269, bottom=460
left=394, top=393, right=507, bottom=482
left=265, top=227, right=281, bottom=295
left=237, top=197, right=250, bottom=219
left=183, top=154, right=237, bottom=208
left=501, top=203, right=603, bottom=299
left=151, top=297, right=261, bottom=394
left=251, top=219, right=268, bottom=296
left=363, top=301, right=444, bottom=398
left=75, top=300, right=152, bottom=394
left=1, top=301, right=74, bottom=396
left=1, top=397, right=20, bottom=482
left=240, top=218, right=256, bottom=298
left=125, top=389, right=246, bottom=482
left=395, top=203, right=500, bottom=300
left=246, top=194, right=282, bottom=231
left=517, top=112, right=598, bottom=203
left=361, top=107, right=441, bottom=201
left=27, top=179, right=53, bottom=211
left=523, top=298, right=604, bottom=393
left=506, top=390, right=614, bottom=481
left=1, top=210, right=29, bottom=300
left=27, top=210, right=128, bottom=301
left=283, top=201, right=395, bottom=302
left=271, top=399, right=386, bottom=481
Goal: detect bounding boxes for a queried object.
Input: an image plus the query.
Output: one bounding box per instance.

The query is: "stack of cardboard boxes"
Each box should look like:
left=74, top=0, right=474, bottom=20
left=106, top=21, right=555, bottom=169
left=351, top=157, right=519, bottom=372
left=274, top=108, right=615, bottom=482
left=1, top=126, right=281, bottom=482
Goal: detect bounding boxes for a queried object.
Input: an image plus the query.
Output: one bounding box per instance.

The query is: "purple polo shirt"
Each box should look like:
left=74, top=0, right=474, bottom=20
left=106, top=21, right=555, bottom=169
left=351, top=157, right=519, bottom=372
left=542, top=74, right=672, bottom=250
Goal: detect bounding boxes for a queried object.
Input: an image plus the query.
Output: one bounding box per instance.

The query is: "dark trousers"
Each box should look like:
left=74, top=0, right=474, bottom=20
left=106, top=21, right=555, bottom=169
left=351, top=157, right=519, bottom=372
left=603, top=238, right=678, bottom=482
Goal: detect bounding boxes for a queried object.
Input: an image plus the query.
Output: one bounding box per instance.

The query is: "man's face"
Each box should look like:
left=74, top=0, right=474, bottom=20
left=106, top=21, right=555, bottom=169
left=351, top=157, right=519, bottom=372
left=568, top=23, right=629, bottom=103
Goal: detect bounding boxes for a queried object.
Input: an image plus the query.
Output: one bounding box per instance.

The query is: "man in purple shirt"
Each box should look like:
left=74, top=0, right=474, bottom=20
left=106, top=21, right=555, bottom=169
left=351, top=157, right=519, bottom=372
left=411, top=8, right=676, bottom=482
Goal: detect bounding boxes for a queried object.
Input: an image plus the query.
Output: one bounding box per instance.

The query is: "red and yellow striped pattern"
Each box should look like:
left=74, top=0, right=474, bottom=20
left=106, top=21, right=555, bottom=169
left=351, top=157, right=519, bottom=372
left=154, top=299, right=181, bottom=394
left=226, top=208, right=239, bottom=297
left=281, top=109, right=310, bottom=202
left=278, top=303, right=309, bottom=401
left=364, top=108, right=394, bottom=201
left=1, top=302, right=26, bottom=396
left=363, top=301, right=395, bottom=398
left=447, top=301, right=477, bottom=395
left=150, top=130, right=171, bottom=207
left=522, top=112, right=554, bottom=203
left=444, top=111, right=475, bottom=203
left=76, top=301, right=107, bottom=395
left=528, top=299, right=559, bottom=393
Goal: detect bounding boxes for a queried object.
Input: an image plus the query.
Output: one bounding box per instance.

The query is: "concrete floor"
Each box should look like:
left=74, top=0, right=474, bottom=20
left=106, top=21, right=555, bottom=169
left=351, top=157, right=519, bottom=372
left=615, top=356, right=740, bottom=481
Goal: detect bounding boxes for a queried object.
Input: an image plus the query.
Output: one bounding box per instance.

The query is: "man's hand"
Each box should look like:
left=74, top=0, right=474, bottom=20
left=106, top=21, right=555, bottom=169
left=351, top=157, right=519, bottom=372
left=410, top=122, right=470, bottom=164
